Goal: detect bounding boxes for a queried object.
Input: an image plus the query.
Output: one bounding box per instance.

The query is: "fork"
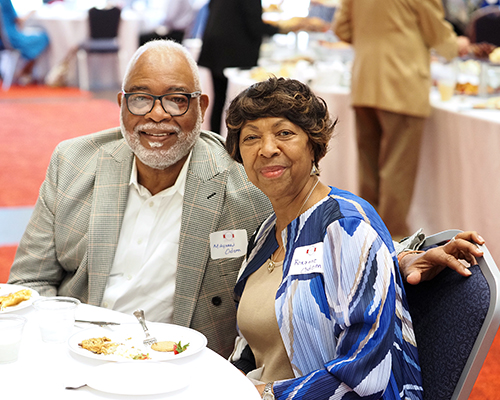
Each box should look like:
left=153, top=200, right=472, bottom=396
left=133, top=309, right=157, bottom=346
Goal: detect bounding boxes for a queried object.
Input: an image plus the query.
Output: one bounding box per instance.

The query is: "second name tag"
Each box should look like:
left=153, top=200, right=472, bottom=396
left=289, top=243, right=324, bottom=276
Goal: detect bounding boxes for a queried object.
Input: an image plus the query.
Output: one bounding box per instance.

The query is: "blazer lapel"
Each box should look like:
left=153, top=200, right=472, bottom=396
left=87, top=139, right=133, bottom=306
left=172, top=137, right=228, bottom=327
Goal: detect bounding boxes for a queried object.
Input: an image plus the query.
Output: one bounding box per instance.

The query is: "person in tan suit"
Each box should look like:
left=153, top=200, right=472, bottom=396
left=333, top=0, right=469, bottom=240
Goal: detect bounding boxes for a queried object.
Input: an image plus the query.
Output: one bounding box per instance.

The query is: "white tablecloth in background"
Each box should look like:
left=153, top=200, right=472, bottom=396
left=28, top=4, right=140, bottom=87
left=408, top=91, right=500, bottom=264
left=223, top=68, right=500, bottom=265
left=0, top=303, right=260, bottom=400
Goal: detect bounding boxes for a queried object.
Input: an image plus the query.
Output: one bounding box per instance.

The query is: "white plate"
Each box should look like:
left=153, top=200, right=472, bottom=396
left=68, top=322, right=207, bottom=362
left=86, top=362, right=189, bottom=395
left=0, top=284, right=40, bottom=313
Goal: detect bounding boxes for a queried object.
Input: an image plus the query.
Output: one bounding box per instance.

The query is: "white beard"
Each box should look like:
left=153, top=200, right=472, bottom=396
left=121, top=113, right=202, bottom=170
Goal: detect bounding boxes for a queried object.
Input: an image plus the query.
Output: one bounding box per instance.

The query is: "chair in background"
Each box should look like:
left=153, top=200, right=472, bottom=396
left=467, top=5, right=500, bottom=47
left=77, top=6, right=122, bottom=91
left=0, top=4, right=21, bottom=91
left=404, top=229, right=500, bottom=400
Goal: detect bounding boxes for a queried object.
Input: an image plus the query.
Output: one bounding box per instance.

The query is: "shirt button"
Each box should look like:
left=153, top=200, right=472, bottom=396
left=137, top=238, right=143, bottom=245
left=149, top=201, right=154, bottom=207
left=103, top=302, right=109, bottom=308
left=211, top=296, right=222, bottom=306
left=127, top=274, right=133, bottom=280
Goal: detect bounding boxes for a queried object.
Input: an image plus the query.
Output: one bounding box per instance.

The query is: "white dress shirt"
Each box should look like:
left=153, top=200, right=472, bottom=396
left=102, top=153, right=191, bottom=322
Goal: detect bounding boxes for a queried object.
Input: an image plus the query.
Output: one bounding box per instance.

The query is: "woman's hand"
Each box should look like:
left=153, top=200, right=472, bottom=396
left=401, top=231, right=485, bottom=285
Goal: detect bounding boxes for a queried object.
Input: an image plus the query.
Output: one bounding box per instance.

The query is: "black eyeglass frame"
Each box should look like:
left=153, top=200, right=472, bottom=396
left=122, top=91, right=202, bottom=116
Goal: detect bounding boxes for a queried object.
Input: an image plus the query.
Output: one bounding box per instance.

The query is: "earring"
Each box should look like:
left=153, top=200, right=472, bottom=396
left=310, top=164, right=319, bottom=176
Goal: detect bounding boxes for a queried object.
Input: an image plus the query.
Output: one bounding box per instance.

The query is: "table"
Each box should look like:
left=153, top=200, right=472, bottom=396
left=27, top=3, right=140, bottom=88
left=222, top=68, right=500, bottom=265
left=408, top=91, right=500, bottom=264
left=0, top=302, right=261, bottom=400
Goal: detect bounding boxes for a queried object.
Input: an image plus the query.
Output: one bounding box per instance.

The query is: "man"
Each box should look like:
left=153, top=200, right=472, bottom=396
left=8, top=40, right=272, bottom=358
left=333, top=0, right=469, bottom=240
left=8, top=39, right=483, bottom=359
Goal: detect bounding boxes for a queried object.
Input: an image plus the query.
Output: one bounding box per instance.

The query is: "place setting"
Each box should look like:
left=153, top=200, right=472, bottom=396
left=64, top=308, right=206, bottom=395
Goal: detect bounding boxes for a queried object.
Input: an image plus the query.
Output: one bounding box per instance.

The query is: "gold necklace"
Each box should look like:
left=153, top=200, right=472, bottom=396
left=267, top=177, right=320, bottom=272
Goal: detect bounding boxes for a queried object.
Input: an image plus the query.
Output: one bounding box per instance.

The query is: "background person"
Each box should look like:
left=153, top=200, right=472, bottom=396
left=139, top=0, right=204, bottom=46
left=332, top=0, right=470, bottom=240
left=225, top=77, right=422, bottom=399
left=0, top=0, right=49, bottom=84
left=197, top=0, right=301, bottom=134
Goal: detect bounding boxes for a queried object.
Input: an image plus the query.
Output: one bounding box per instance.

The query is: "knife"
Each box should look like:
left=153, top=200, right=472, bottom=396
left=75, top=319, right=121, bottom=326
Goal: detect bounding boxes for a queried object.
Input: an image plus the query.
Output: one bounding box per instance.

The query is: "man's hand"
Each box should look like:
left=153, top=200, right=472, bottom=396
left=401, top=231, right=485, bottom=285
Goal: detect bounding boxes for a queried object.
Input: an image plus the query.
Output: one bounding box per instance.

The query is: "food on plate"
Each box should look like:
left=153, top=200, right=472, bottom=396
left=78, top=335, right=190, bottom=359
left=114, top=345, right=151, bottom=360
left=472, top=96, right=500, bottom=109
left=263, top=3, right=281, bottom=12
left=151, top=340, right=190, bottom=355
left=79, top=337, right=119, bottom=355
left=0, top=289, right=32, bottom=310
left=455, top=81, right=479, bottom=95
left=79, top=336, right=151, bottom=360
left=318, top=40, right=351, bottom=50
left=490, top=47, right=500, bottom=64
left=151, top=340, right=176, bottom=352
left=173, top=341, right=190, bottom=355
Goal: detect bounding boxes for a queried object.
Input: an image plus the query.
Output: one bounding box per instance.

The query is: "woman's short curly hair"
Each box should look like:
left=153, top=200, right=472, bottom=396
left=225, top=76, right=337, bottom=168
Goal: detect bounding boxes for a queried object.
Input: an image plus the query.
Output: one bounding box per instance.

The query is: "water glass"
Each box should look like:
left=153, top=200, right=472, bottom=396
left=33, top=297, right=80, bottom=343
left=0, top=315, right=27, bottom=363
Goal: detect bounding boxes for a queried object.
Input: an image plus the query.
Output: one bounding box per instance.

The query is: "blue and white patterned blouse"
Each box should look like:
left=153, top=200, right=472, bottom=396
left=233, top=186, right=423, bottom=400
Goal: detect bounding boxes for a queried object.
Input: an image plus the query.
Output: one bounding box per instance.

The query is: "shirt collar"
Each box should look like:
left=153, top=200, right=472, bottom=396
left=129, top=151, right=192, bottom=197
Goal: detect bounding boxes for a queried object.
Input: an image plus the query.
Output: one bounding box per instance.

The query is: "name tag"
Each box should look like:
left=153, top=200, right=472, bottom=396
left=210, top=229, right=248, bottom=259
left=290, top=243, right=324, bottom=276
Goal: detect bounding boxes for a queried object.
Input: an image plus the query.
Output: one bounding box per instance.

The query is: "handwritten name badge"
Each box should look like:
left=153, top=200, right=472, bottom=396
left=289, top=243, right=324, bottom=276
left=210, top=229, right=248, bottom=259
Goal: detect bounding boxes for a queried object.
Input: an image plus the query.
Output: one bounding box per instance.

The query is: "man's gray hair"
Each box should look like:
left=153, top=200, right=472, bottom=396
left=122, top=39, right=201, bottom=91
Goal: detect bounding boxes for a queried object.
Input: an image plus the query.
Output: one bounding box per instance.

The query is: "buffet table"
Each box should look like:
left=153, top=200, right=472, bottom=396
left=222, top=68, right=500, bottom=264
left=0, top=301, right=261, bottom=400
left=408, top=91, right=500, bottom=264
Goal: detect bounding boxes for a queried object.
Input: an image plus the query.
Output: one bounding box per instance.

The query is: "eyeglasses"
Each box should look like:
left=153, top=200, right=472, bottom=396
left=122, top=91, right=202, bottom=116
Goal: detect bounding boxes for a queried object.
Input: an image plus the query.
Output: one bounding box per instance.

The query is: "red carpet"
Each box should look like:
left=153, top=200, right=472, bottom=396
left=0, top=84, right=499, bottom=398
left=0, top=246, right=16, bottom=283
left=0, top=85, right=119, bottom=207
left=0, top=84, right=92, bottom=100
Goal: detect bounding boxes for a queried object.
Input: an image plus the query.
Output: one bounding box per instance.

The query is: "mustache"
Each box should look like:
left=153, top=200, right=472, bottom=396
left=133, top=122, right=182, bottom=135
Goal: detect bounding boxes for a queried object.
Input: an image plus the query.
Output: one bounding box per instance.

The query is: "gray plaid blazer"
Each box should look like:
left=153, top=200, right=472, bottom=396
left=9, top=128, right=272, bottom=357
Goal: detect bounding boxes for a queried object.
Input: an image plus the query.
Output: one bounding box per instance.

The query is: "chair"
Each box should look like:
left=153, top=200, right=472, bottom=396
left=466, top=5, right=500, bottom=47
left=0, top=4, right=21, bottom=91
left=77, top=6, right=122, bottom=91
left=404, top=229, right=500, bottom=400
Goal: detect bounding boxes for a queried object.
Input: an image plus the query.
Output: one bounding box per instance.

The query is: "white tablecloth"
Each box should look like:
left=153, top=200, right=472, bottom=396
left=223, top=69, right=500, bottom=265
left=27, top=4, right=140, bottom=87
left=408, top=91, right=500, bottom=264
left=0, top=303, right=261, bottom=400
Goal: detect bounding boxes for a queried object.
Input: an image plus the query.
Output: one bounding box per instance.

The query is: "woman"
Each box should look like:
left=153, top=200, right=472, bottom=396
left=0, top=0, right=49, bottom=84
left=225, top=77, right=423, bottom=400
